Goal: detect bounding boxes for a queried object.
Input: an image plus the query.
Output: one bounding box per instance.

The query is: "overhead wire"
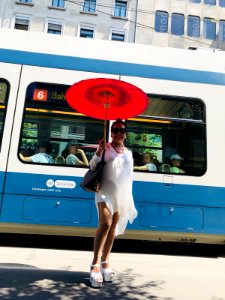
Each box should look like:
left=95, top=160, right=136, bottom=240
left=64, top=0, right=224, bottom=50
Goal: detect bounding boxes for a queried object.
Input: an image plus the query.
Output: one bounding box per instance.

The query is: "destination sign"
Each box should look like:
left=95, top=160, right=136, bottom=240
left=26, top=82, right=70, bottom=109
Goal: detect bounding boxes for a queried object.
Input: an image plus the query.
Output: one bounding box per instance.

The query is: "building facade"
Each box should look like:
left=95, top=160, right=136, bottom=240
left=0, top=0, right=138, bottom=43
left=136, top=0, right=225, bottom=50
left=0, top=0, right=225, bottom=49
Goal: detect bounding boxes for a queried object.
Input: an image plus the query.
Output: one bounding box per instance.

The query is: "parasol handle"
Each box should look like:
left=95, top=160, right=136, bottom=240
left=104, top=119, right=107, bottom=141
left=103, top=101, right=109, bottom=141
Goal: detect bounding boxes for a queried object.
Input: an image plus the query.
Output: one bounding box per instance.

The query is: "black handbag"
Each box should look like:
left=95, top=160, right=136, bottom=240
left=80, top=151, right=106, bottom=192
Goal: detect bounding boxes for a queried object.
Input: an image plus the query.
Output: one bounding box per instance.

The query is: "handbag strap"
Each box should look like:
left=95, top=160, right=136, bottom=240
left=101, top=150, right=105, bottom=162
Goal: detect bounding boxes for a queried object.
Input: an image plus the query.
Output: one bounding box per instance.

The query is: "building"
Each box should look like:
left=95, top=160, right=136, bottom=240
left=0, top=0, right=225, bottom=50
left=0, top=0, right=138, bottom=43
left=136, top=0, right=225, bottom=50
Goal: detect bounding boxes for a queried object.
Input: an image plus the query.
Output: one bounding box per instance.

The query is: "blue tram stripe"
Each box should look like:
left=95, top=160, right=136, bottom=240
left=2, top=171, right=225, bottom=234
left=0, top=48, right=225, bottom=86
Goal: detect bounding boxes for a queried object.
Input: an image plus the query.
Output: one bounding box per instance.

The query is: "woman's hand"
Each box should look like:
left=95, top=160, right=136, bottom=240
left=77, top=148, right=89, bottom=166
left=96, top=140, right=106, bottom=157
left=77, top=149, right=84, bottom=154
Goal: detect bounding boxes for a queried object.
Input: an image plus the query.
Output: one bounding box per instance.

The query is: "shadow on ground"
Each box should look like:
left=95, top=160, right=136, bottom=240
left=0, top=264, right=171, bottom=300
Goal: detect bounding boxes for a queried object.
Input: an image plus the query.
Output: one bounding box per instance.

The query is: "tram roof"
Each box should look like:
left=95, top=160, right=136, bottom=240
left=0, top=29, right=225, bottom=86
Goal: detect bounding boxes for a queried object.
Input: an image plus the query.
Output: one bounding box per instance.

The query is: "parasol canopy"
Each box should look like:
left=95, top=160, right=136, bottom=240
left=66, top=78, right=149, bottom=120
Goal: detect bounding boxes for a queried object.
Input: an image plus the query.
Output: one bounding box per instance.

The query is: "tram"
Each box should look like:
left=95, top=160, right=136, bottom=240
left=0, top=28, right=224, bottom=244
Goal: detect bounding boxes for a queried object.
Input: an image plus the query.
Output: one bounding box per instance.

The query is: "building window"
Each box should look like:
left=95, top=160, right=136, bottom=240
left=187, top=16, right=200, bottom=37
left=83, top=0, right=96, bottom=13
left=204, top=0, right=216, bottom=5
left=14, top=18, right=29, bottom=30
left=155, top=11, right=168, bottom=33
left=111, top=32, right=125, bottom=41
left=189, top=0, right=201, bottom=3
left=80, top=28, right=94, bottom=38
left=114, top=1, right=127, bottom=18
left=47, top=23, right=62, bottom=35
left=219, top=20, right=225, bottom=41
left=171, top=13, right=184, bottom=36
left=219, top=0, right=225, bottom=7
left=203, top=18, right=216, bottom=40
left=51, top=0, right=65, bottom=8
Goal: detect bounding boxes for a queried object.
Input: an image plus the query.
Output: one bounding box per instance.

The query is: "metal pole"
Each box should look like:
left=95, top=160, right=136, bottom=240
left=103, top=95, right=110, bottom=141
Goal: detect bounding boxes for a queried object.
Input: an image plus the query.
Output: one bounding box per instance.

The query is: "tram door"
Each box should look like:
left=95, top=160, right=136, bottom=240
left=0, top=62, right=21, bottom=199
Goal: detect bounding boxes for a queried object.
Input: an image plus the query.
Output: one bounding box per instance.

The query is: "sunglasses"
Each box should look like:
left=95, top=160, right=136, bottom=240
left=111, top=128, right=126, bottom=134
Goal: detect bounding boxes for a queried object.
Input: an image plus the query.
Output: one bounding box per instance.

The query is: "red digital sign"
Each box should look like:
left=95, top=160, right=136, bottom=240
left=33, top=89, right=48, bottom=101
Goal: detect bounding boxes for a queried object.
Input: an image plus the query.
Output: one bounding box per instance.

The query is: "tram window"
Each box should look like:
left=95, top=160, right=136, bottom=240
left=19, top=82, right=104, bottom=165
left=0, top=79, right=9, bottom=151
left=20, top=122, right=38, bottom=156
left=128, top=94, right=206, bottom=176
left=126, top=131, right=162, bottom=167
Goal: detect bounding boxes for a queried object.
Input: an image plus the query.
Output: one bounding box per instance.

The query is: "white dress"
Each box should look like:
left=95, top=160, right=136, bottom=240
left=90, top=143, right=137, bottom=236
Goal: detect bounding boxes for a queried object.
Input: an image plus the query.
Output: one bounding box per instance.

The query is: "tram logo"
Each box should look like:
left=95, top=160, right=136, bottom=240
left=46, top=179, right=54, bottom=188
left=46, top=179, right=76, bottom=189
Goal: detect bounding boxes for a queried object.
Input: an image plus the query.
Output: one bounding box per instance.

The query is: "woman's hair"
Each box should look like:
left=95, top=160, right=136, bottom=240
left=38, top=141, right=52, bottom=154
left=143, top=152, right=153, bottom=159
left=61, top=148, right=69, bottom=159
left=61, top=140, right=79, bottom=158
left=111, top=118, right=127, bottom=131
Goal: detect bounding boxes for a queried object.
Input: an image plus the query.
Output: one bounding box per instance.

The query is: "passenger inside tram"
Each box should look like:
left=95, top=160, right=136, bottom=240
left=19, top=141, right=54, bottom=164
left=61, top=140, right=89, bottom=167
left=133, top=152, right=157, bottom=172
left=170, top=154, right=185, bottom=174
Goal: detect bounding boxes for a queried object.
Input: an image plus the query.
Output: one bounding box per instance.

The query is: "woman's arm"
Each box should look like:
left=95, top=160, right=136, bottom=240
left=76, top=149, right=89, bottom=167
left=133, top=165, right=148, bottom=171
left=89, top=140, right=106, bottom=170
left=19, top=153, right=33, bottom=162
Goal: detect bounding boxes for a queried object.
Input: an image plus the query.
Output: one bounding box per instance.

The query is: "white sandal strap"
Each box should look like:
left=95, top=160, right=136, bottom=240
left=91, top=264, right=100, bottom=268
left=101, top=261, right=109, bottom=264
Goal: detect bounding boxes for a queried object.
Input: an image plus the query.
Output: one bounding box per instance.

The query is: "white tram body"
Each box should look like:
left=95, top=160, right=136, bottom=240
left=0, top=29, right=224, bottom=244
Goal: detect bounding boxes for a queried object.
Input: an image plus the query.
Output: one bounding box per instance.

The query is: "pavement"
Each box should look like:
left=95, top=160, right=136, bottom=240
left=0, top=246, right=225, bottom=299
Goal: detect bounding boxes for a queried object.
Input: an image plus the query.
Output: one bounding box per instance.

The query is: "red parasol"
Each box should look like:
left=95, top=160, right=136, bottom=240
left=66, top=78, right=149, bottom=139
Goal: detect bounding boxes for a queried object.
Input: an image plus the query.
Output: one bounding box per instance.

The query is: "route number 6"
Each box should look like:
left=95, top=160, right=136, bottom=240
left=33, top=89, right=48, bottom=101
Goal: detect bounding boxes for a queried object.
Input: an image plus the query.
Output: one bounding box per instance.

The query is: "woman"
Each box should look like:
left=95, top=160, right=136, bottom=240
left=89, top=119, right=137, bottom=288
left=61, top=140, right=88, bottom=167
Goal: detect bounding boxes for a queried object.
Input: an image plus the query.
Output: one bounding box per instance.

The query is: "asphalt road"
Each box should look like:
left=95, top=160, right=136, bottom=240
left=0, top=234, right=224, bottom=299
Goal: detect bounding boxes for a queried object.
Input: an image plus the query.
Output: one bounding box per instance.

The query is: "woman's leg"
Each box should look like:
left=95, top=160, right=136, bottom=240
left=101, top=212, right=119, bottom=265
left=91, top=202, right=113, bottom=269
